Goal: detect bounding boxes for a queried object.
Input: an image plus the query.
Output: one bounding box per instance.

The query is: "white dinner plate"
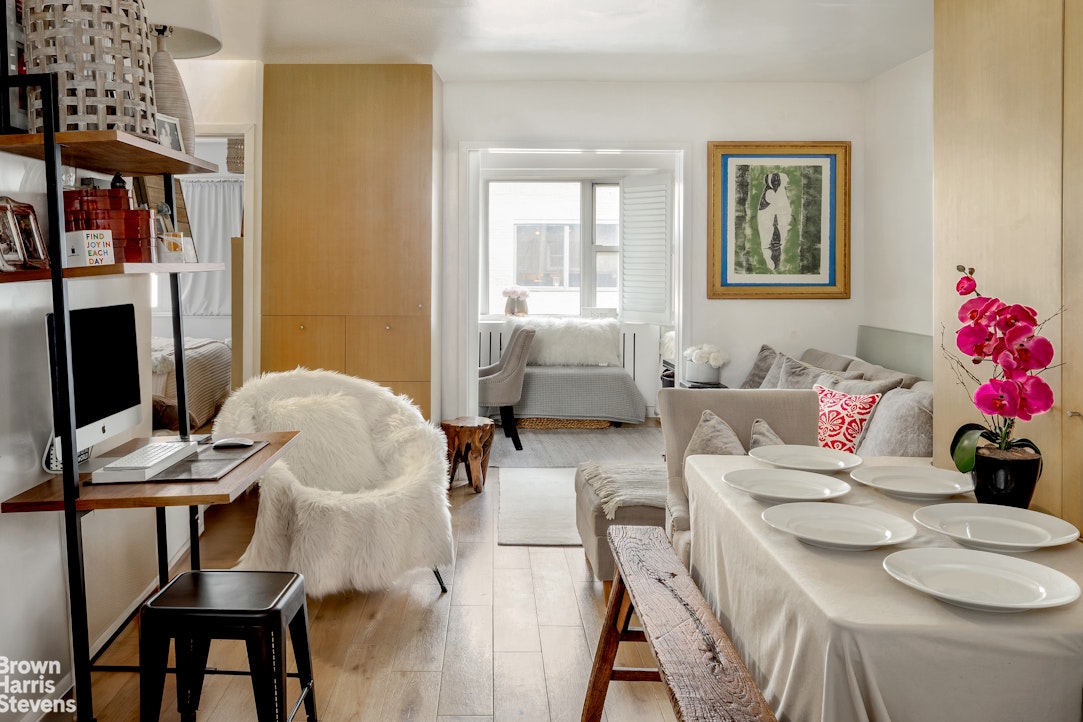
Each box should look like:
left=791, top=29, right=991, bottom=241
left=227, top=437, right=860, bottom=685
left=748, top=444, right=862, bottom=473
left=912, top=503, right=1080, bottom=552
left=849, top=465, right=974, bottom=501
left=883, top=547, right=1080, bottom=612
left=723, top=468, right=851, bottom=503
left=761, top=502, right=916, bottom=550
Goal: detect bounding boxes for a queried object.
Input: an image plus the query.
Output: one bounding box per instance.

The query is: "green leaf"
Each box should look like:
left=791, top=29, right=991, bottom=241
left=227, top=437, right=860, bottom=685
left=1008, top=437, right=1042, bottom=456
left=950, top=424, right=988, bottom=473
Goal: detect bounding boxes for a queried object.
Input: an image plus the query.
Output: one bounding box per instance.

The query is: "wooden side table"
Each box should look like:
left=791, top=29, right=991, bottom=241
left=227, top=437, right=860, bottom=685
left=440, top=416, right=495, bottom=493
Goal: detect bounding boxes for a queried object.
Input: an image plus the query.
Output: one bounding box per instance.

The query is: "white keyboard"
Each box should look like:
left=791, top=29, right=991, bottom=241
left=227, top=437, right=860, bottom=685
left=103, top=441, right=197, bottom=471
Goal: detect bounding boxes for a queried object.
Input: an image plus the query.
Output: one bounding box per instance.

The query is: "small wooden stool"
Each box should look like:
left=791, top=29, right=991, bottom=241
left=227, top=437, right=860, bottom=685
left=139, top=570, right=317, bottom=722
left=440, top=416, right=495, bottom=493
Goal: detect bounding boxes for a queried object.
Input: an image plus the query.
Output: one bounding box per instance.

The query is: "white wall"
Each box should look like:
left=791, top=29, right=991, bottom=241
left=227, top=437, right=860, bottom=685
left=862, top=51, right=934, bottom=335
left=442, top=75, right=933, bottom=402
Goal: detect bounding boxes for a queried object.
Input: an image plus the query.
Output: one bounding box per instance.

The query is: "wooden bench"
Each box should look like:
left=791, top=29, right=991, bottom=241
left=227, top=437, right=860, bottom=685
left=581, top=525, right=777, bottom=722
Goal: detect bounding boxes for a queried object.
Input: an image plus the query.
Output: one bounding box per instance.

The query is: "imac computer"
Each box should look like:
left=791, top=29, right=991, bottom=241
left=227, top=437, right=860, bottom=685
left=46, top=303, right=142, bottom=466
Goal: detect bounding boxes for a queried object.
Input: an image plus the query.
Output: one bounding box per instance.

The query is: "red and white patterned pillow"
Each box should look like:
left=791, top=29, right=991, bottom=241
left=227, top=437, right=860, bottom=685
left=814, top=384, right=882, bottom=453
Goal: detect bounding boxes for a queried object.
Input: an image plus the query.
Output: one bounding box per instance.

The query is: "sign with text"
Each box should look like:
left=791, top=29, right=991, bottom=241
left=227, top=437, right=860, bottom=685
left=64, top=230, right=115, bottom=267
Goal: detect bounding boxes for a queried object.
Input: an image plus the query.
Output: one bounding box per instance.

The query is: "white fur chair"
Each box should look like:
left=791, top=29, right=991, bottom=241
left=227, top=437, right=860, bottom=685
left=213, top=367, right=454, bottom=597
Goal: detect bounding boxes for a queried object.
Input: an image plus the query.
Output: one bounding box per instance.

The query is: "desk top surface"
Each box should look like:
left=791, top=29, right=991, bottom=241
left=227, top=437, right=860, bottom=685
left=0, top=432, right=298, bottom=513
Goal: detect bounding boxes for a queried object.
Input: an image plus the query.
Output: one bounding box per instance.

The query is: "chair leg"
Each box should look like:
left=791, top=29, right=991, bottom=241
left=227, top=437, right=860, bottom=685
left=433, top=567, right=448, bottom=593
left=138, top=619, right=170, bottom=722
left=499, top=405, right=523, bottom=451
left=246, top=625, right=287, bottom=722
left=288, top=603, right=318, bottom=721
left=175, top=633, right=212, bottom=719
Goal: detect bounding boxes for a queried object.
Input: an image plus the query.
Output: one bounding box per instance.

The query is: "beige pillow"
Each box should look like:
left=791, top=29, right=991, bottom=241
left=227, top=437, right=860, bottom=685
left=684, top=410, right=745, bottom=461
left=750, top=418, right=784, bottom=449
left=857, top=386, right=934, bottom=457
left=772, top=355, right=862, bottom=389
left=814, top=373, right=904, bottom=397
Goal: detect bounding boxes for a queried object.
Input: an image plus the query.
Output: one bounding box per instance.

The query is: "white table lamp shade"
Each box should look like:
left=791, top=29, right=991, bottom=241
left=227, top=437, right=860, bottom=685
left=142, top=0, right=222, bottom=58
left=143, top=0, right=221, bottom=153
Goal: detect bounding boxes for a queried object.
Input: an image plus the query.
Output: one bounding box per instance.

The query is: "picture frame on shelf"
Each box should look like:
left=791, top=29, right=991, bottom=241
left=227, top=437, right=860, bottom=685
left=0, top=200, right=25, bottom=270
left=707, top=141, right=850, bottom=299
left=155, top=113, right=184, bottom=153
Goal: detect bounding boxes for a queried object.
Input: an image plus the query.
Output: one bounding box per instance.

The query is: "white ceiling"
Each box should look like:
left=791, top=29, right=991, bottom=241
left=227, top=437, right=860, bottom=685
left=210, top=0, right=933, bottom=82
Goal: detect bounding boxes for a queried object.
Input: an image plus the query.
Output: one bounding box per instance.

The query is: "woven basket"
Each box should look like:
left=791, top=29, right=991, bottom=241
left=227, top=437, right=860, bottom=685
left=23, top=0, right=156, bottom=137
left=518, top=418, right=611, bottom=430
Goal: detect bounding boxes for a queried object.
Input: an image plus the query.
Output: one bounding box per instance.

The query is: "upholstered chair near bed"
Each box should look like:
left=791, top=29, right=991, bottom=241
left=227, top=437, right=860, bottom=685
left=213, top=367, right=454, bottom=596
left=479, top=325, right=535, bottom=450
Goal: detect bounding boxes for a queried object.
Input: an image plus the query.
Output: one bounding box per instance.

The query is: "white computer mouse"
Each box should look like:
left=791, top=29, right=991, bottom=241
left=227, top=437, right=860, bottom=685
left=212, top=437, right=255, bottom=449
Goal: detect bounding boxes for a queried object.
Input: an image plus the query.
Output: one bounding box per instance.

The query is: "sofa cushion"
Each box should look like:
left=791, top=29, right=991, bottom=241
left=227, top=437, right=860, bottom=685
left=740, top=344, right=779, bottom=389
left=750, top=418, right=785, bottom=448
left=799, top=348, right=855, bottom=373
left=857, top=386, right=934, bottom=457
left=814, top=384, right=882, bottom=453
left=684, top=410, right=745, bottom=461
left=844, top=357, right=922, bottom=389
left=772, top=355, right=862, bottom=389
left=815, top=373, right=904, bottom=397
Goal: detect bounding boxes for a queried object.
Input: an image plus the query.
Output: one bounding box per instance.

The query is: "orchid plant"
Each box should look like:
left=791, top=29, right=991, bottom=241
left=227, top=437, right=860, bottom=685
left=949, top=265, right=1055, bottom=472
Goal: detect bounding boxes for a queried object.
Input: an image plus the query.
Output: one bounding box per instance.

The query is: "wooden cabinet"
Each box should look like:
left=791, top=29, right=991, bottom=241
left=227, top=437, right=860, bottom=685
left=933, top=0, right=1079, bottom=524
left=261, top=65, right=439, bottom=415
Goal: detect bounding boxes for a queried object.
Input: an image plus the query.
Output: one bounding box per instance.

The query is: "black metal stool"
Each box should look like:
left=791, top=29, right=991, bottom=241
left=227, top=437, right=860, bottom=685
left=139, top=570, right=317, bottom=722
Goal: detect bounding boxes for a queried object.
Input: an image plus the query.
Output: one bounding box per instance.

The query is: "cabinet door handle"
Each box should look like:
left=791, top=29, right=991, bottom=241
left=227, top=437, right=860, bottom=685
left=386, top=325, right=392, bottom=330
left=1068, top=411, right=1082, bottom=417
left=299, top=324, right=305, bottom=330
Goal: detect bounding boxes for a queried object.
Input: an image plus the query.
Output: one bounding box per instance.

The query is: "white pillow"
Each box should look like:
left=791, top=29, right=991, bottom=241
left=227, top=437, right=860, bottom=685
left=510, top=317, right=621, bottom=366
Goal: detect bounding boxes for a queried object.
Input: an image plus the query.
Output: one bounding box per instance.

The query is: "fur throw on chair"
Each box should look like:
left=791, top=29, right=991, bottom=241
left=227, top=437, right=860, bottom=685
left=213, top=367, right=454, bottom=597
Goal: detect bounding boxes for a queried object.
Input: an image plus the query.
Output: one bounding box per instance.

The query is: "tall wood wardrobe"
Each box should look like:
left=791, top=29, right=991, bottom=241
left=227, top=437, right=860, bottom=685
left=261, top=65, right=441, bottom=418
left=933, top=0, right=1082, bottom=526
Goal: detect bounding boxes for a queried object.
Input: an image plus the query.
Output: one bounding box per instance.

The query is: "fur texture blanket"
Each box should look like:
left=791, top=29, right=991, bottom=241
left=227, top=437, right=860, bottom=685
left=214, top=368, right=454, bottom=596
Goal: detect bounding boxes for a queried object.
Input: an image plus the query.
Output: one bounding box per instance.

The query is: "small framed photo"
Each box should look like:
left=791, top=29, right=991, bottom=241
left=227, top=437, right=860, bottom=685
left=155, top=114, right=184, bottom=153
left=707, top=141, right=851, bottom=299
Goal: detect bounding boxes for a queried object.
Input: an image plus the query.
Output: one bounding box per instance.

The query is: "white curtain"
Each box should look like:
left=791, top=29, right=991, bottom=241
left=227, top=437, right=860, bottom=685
left=178, top=178, right=244, bottom=316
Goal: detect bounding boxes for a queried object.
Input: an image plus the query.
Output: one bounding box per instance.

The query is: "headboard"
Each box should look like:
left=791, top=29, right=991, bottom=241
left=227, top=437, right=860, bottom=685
left=856, top=325, right=933, bottom=381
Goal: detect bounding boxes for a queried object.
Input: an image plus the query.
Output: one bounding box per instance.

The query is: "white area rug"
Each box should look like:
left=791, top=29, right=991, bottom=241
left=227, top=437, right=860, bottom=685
left=498, top=467, right=581, bottom=546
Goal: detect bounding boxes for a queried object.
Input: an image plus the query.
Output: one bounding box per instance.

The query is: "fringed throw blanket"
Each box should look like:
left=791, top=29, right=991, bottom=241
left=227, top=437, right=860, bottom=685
left=579, top=461, right=668, bottom=520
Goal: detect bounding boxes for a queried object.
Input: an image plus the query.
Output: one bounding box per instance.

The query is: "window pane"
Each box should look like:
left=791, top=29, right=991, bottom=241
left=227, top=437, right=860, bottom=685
left=594, top=185, right=619, bottom=247
left=595, top=250, right=619, bottom=309
left=488, top=182, right=581, bottom=315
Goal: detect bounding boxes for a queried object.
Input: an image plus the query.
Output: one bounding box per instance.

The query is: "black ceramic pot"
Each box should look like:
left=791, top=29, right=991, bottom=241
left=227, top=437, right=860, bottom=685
left=971, top=449, right=1043, bottom=508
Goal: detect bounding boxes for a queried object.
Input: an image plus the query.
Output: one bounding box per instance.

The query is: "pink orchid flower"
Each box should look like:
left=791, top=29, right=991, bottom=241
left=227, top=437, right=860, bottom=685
left=1015, top=375, right=1055, bottom=420
left=956, top=274, right=977, bottom=295
left=974, top=379, right=1020, bottom=417
left=994, top=303, right=1038, bottom=334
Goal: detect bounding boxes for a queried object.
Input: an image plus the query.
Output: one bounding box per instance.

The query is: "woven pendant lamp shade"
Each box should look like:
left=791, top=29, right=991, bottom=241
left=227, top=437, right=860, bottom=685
left=23, top=0, right=156, bottom=136
left=152, top=33, right=194, bottom=153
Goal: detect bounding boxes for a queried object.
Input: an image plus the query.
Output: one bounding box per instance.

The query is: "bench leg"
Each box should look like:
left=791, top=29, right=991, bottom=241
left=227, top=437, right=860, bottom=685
left=581, top=566, right=633, bottom=722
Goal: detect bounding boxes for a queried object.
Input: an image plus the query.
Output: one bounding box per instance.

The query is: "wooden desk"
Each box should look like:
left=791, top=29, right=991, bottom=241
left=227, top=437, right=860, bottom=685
left=2, top=431, right=298, bottom=513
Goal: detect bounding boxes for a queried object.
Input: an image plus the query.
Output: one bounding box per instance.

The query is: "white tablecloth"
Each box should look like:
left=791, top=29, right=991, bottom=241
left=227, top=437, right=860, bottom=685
left=686, top=454, right=1083, bottom=722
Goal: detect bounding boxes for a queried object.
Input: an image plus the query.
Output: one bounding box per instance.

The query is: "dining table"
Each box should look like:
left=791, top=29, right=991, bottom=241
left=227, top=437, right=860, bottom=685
left=685, top=452, right=1083, bottom=722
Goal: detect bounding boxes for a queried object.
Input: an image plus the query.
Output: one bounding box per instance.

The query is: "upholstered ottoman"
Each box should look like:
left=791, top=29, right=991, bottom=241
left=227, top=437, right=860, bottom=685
left=574, top=461, right=668, bottom=580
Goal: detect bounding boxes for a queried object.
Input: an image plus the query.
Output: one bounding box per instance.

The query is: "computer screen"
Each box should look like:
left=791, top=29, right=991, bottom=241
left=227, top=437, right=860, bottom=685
left=47, top=303, right=142, bottom=456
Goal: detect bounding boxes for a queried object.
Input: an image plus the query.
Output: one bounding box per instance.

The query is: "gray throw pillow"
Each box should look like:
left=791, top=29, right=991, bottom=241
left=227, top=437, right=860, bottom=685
left=740, top=344, right=779, bottom=389
left=750, top=418, right=784, bottom=449
left=844, top=358, right=923, bottom=389
left=856, top=386, right=934, bottom=457
left=799, top=348, right=854, bottom=373
left=815, top=373, right=904, bottom=397
left=684, top=410, right=745, bottom=462
left=772, top=355, right=862, bottom=389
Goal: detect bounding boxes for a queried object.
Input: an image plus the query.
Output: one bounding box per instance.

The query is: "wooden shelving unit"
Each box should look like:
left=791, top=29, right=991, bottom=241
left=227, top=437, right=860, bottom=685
left=0, top=77, right=221, bottom=720
left=0, top=129, right=217, bottom=176
left=0, top=260, right=224, bottom=283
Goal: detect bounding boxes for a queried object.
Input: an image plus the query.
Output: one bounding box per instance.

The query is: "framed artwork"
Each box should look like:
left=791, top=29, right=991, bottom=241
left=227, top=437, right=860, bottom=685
left=707, top=141, right=850, bottom=299
left=155, top=113, right=184, bottom=152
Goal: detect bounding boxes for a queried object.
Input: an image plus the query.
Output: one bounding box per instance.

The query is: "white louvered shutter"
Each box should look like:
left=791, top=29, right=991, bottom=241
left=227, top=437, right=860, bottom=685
left=619, top=173, right=672, bottom=324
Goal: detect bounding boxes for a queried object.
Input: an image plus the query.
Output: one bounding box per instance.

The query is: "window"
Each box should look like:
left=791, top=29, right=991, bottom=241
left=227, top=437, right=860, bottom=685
left=486, top=180, right=619, bottom=316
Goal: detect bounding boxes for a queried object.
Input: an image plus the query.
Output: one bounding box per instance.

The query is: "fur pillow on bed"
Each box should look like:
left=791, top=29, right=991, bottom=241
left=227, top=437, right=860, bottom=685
left=510, top=317, right=621, bottom=366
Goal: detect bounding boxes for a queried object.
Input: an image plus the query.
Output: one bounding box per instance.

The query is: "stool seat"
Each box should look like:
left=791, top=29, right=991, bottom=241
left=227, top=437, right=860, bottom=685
left=140, top=570, right=317, bottom=722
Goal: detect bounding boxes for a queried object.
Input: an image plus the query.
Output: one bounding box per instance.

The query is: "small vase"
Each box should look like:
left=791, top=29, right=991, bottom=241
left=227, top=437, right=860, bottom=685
left=685, top=360, right=720, bottom=384
left=971, top=447, right=1042, bottom=508
left=516, top=298, right=528, bottom=315
left=504, top=297, right=516, bottom=316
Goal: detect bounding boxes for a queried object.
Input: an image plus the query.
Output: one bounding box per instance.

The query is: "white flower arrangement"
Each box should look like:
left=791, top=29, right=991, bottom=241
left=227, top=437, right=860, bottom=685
left=502, top=286, right=531, bottom=299
left=683, top=343, right=729, bottom=369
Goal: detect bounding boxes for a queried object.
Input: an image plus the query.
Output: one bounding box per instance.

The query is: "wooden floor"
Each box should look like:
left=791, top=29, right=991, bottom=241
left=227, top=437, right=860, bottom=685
left=81, top=470, right=678, bottom=722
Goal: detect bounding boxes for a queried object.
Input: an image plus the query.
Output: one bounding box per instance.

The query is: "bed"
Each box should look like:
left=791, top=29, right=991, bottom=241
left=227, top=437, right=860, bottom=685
left=151, top=336, right=232, bottom=430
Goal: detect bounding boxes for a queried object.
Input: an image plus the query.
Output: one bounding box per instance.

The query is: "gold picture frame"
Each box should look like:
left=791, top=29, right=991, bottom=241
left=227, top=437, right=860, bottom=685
left=707, top=141, right=850, bottom=299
